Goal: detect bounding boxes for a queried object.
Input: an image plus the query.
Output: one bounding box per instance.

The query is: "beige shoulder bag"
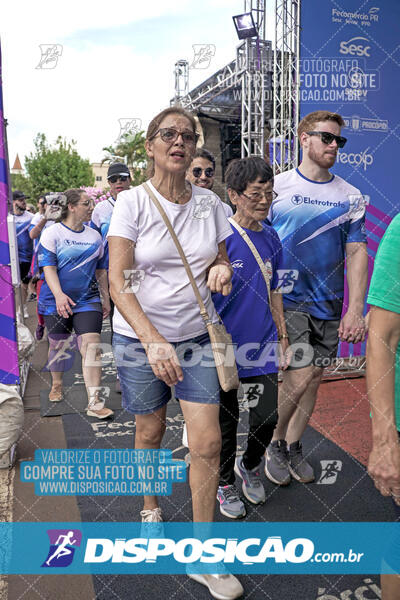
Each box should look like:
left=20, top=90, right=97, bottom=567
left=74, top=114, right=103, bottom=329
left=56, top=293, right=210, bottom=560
left=142, top=182, right=239, bottom=392
left=228, top=217, right=272, bottom=305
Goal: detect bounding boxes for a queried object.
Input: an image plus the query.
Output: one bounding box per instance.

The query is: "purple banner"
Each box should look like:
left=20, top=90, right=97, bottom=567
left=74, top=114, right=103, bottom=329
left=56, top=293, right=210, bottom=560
left=0, top=43, right=19, bottom=384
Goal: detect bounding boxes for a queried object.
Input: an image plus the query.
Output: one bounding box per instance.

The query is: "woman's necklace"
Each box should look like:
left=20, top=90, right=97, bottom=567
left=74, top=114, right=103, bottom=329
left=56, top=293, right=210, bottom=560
left=172, top=181, right=190, bottom=204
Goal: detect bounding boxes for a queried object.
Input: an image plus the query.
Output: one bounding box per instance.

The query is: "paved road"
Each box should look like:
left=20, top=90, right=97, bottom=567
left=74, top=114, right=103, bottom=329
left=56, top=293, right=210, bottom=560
left=3, top=305, right=389, bottom=600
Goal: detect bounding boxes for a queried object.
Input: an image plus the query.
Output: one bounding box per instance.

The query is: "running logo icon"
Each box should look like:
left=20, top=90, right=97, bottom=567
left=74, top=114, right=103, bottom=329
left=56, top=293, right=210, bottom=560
left=42, top=529, right=82, bottom=567
left=189, top=44, right=216, bottom=69
left=243, top=383, right=264, bottom=408
left=36, top=45, right=63, bottom=69
left=116, top=118, right=142, bottom=143
left=317, top=460, right=342, bottom=485
left=276, top=269, right=299, bottom=294
left=193, top=195, right=216, bottom=219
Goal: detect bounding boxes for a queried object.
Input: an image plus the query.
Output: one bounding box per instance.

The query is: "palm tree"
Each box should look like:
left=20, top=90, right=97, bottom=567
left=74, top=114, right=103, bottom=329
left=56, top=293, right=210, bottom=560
left=101, top=131, right=147, bottom=185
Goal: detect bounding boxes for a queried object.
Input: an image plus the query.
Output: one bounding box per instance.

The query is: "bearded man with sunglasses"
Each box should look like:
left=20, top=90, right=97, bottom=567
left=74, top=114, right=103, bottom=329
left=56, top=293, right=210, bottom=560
left=187, top=148, right=216, bottom=190
left=265, top=110, right=368, bottom=486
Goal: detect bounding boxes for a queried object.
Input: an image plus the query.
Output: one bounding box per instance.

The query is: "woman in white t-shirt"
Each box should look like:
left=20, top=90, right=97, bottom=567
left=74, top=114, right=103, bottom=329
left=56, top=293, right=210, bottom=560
left=108, top=107, right=243, bottom=598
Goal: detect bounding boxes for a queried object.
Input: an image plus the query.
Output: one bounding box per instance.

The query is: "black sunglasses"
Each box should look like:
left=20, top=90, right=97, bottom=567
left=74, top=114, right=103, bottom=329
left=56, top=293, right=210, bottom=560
left=306, top=131, right=347, bottom=148
left=192, top=167, right=214, bottom=178
left=108, top=175, right=130, bottom=184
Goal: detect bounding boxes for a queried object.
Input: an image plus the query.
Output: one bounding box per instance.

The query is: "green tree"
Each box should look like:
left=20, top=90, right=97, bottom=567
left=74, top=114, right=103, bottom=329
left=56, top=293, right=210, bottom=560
left=101, top=131, right=147, bottom=186
left=10, top=173, right=34, bottom=201
left=25, top=133, right=94, bottom=199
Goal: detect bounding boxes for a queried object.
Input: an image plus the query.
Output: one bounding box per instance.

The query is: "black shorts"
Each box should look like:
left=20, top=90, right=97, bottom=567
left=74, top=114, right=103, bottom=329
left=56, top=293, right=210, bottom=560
left=19, top=262, right=32, bottom=284
left=44, top=307, right=102, bottom=337
left=284, top=310, right=339, bottom=370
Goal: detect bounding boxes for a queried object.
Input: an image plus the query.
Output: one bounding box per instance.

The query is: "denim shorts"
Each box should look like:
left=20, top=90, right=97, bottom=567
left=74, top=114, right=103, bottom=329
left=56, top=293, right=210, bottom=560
left=112, top=331, right=220, bottom=415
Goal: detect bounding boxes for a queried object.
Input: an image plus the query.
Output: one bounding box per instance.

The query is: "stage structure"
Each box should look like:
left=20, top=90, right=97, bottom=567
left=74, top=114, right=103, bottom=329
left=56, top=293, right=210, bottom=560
left=173, top=0, right=301, bottom=180
left=272, top=0, right=300, bottom=172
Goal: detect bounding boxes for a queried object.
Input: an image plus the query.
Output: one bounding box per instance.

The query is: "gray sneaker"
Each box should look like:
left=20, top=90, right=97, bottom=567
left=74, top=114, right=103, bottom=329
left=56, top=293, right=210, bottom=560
left=265, top=440, right=291, bottom=486
left=288, top=441, right=315, bottom=483
left=217, top=484, right=246, bottom=519
left=234, top=457, right=265, bottom=505
left=188, top=572, right=244, bottom=599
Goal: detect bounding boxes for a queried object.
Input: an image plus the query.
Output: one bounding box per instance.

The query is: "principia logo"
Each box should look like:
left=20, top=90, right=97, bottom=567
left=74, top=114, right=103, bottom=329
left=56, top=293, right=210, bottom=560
left=339, top=37, right=371, bottom=57
left=337, top=148, right=374, bottom=171
left=83, top=536, right=315, bottom=564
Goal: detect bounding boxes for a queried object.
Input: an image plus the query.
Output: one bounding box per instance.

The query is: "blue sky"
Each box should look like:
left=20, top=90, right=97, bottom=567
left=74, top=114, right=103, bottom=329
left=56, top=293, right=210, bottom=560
left=1, top=0, right=274, bottom=170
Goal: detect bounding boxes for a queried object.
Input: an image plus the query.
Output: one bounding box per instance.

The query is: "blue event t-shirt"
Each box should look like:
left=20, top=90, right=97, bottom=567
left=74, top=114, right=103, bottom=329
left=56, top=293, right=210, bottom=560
left=14, top=211, right=33, bottom=262
left=90, top=197, right=115, bottom=270
left=212, top=220, right=283, bottom=378
left=38, top=223, right=106, bottom=315
left=270, top=168, right=367, bottom=320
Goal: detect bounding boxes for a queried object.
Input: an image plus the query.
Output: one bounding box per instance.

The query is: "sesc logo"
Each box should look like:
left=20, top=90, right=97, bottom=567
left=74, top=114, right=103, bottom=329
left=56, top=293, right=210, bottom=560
left=291, top=194, right=303, bottom=206
left=339, top=37, right=371, bottom=57
left=337, top=148, right=373, bottom=171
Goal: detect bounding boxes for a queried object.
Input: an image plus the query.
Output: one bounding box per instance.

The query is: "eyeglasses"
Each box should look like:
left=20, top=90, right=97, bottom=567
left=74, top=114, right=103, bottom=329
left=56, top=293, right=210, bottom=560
left=192, top=167, right=214, bottom=178
left=150, top=128, right=199, bottom=145
left=38, top=201, right=46, bottom=206
left=108, top=175, right=130, bottom=184
left=240, top=190, right=278, bottom=202
left=306, top=131, right=347, bottom=148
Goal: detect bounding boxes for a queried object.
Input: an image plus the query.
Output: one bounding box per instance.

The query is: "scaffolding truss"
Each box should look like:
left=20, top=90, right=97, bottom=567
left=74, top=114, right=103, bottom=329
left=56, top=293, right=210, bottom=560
left=173, top=60, right=189, bottom=104
left=173, top=0, right=300, bottom=165
left=272, top=0, right=301, bottom=173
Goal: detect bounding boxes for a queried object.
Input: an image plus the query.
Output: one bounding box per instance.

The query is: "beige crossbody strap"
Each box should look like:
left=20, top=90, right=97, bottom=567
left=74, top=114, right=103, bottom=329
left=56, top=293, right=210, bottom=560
left=142, top=182, right=211, bottom=325
left=228, top=217, right=271, bottom=306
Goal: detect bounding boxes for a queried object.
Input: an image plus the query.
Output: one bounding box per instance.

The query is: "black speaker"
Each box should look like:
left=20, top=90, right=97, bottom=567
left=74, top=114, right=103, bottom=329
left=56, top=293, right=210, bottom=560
left=220, top=122, right=241, bottom=181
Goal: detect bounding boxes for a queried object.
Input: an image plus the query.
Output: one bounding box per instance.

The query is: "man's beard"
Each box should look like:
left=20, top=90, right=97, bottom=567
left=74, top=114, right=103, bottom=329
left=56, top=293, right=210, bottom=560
left=308, top=145, right=337, bottom=169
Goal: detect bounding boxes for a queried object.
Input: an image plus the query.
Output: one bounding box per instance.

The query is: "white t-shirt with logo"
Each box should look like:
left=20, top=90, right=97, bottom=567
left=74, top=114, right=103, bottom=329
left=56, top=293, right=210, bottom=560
left=29, top=212, right=55, bottom=250
left=107, top=181, right=233, bottom=342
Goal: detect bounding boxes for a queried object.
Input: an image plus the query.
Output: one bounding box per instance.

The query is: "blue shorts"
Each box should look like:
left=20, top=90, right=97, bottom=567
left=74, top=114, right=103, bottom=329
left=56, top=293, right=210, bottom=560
left=113, top=331, right=220, bottom=415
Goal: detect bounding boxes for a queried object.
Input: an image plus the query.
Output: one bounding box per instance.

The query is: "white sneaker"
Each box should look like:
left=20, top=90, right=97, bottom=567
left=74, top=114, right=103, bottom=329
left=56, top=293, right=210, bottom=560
left=140, top=507, right=163, bottom=523
left=140, top=507, right=164, bottom=538
left=188, top=572, right=244, bottom=599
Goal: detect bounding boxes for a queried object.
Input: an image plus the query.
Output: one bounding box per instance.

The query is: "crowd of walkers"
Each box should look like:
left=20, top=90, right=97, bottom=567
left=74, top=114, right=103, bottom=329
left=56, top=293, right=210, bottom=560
left=11, top=106, right=400, bottom=600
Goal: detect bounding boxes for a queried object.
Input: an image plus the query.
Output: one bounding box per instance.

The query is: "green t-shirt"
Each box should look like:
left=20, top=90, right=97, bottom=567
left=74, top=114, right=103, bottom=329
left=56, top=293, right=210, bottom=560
left=367, top=213, right=400, bottom=430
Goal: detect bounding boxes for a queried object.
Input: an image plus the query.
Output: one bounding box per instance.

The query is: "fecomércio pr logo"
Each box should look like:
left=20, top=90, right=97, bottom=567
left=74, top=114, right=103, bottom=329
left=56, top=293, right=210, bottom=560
left=42, top=529, right=82, bottom=568
left=291, top=194, right=304, bottom=205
